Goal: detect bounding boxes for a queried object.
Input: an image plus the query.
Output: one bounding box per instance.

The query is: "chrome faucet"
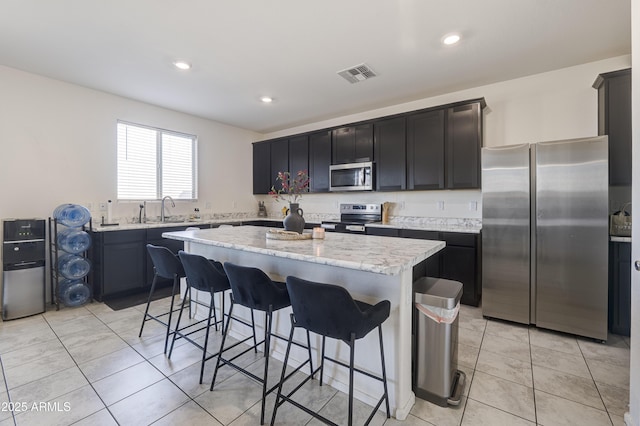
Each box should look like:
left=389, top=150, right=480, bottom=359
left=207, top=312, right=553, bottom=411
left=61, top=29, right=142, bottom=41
left=161, top=196, right=175, bottom=222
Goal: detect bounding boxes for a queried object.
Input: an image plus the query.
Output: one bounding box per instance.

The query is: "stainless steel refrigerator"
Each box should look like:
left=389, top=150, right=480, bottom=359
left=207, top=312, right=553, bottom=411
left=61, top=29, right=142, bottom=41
left=481, top=136, right=609, bottom=341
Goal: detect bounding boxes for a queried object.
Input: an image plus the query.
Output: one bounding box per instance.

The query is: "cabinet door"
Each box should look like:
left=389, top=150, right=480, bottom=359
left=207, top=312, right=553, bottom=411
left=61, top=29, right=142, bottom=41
left=606, top=73, right=632, bottom=186
left=446, top=103, right=482, bottom=189
left=309, top=130, right=332, bottom=192
left=374, top=116, right=406, bottom=191
left=407, top=109, right=445, bottom=190
left=102, top=230, right=146, bottom=297
left=252, top=142, right=271, bottom=194
left=400, top=229, right=441, bottom=277
left=609, top=242, right=631, bottom=336
left=270, top=139, right=289, bottom=191
left=332, top=124, right=373, bottom=164
left=441, top=245, right=478, bottom=306
left=289, top=135, right=309, bottom=176
left=365, top=227, right=399, bottom=237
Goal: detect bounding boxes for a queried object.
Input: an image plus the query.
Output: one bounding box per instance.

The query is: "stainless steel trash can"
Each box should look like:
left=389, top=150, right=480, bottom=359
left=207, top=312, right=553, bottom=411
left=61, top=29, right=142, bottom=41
left=413, top=277, right=465, bottom=407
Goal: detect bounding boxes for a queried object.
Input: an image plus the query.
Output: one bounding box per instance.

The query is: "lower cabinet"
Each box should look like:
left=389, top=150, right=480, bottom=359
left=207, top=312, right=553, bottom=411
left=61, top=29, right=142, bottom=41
left=366, top=227, right=482, bottom=306
left=609, top=241, right=631, bottom=336
left=91, top=229, right=147, bottom=301
left=91, top=224, right=210, bottom=301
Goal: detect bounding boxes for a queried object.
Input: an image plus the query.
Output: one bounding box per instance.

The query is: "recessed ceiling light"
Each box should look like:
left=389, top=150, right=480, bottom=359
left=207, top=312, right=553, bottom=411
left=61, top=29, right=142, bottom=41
left=173, top=61, right=191, bottom=70
left=260, top=96, right=273, bottom=103
left=442, top=33, right=461, bottom=46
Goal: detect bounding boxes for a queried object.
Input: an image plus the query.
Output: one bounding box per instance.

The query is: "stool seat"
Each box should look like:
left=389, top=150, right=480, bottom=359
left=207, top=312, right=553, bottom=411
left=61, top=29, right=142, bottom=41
left=211, top=262, right=313, bottom=425
left=138, top=244, right=188, bottom=354
left=168, top=251, right=231, bottom=384
left=271, top=276, right=391, bottom=426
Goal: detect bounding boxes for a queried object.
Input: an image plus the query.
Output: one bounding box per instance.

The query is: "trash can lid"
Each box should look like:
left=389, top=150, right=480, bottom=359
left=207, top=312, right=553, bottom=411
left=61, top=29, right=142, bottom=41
left=414, top=277, right=463, bottom=309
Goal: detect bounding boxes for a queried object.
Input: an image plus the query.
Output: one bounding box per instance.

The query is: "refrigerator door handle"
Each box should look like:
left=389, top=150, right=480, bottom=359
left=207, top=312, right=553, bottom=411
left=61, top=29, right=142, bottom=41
left=635, top=260, right=640, bottom=271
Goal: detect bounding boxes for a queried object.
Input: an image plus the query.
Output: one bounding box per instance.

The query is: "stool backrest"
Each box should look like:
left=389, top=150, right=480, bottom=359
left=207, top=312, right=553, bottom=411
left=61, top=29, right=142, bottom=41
left=286, top=276, right=368, bottom=341
left=178, top=251, right=230, bottom=293
left=147, top=244, right=185, bottom=279
left=223, top=262, right=287, bottom=311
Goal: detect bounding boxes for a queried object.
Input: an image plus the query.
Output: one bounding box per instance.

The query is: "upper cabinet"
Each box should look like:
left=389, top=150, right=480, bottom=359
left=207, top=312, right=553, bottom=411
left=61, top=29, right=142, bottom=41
left=332, top=124, right=373, bottom=164
left=593, top=68, right=631, bottom=186
left=407, top=100, right=484, bottom=190
left=309, top=130, right=332, bottom=192
left=407, top=109, right=445, bottom=190
left=446, top=102, right=483, bottom=189
left=252, top=97, right=485, bottom=194
left=374, top=116, right=407, bottom=191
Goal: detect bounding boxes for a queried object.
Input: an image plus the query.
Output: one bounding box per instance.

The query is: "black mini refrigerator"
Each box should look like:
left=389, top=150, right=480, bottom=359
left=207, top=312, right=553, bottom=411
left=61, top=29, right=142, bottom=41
left=2, top=219, right=46, bottom=320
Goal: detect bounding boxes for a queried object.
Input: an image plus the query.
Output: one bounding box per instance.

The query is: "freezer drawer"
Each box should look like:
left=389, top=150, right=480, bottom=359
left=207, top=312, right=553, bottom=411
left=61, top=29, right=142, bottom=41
left=2, top=265, right=46, bottom=320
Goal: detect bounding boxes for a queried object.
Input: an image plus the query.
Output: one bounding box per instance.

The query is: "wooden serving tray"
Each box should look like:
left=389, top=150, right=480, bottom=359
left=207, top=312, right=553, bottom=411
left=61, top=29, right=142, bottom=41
left=266, top=229, right=312, bottom=240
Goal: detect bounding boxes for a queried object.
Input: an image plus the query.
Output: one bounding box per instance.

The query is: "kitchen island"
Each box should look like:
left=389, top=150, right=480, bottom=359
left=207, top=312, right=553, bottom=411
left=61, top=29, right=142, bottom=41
left=163, top=225, right=445, bottom=420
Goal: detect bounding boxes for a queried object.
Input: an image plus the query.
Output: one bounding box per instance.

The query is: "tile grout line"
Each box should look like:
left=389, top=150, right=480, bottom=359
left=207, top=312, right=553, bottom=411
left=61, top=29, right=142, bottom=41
left=576, top=337, right=618, bottom=425
left=0, top=353, right=17, bottom=426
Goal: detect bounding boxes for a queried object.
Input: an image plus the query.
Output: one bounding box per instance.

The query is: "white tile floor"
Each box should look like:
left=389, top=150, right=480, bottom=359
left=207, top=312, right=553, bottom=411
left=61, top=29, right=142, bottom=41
left=0, top=298, right=630, bottom=425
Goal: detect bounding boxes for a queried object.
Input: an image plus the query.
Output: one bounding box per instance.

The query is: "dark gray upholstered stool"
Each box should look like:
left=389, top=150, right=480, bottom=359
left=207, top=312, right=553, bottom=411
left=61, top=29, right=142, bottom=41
left=211, top=262, right=314, bottom=425
left=139, top=244, right=189, bottom=354
left=271, top=276, right=391, bottom=426
left=168, top=251, right=231, bottom=384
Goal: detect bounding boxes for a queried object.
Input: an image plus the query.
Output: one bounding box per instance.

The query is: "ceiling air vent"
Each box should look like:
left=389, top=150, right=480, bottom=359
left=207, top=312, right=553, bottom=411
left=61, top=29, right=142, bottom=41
left=337, top=63, right=377, bottom=84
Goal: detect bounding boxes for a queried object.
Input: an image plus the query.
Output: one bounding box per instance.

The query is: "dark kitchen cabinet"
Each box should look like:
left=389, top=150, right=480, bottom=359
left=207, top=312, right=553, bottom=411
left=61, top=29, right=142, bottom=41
left=270, top=139, right=289, bottom=191
left=440, top=232, right=481, bottom=306
left=446, top=102, right=482, bottom=189
left=407, top=109, right=445, bottom=190
left=375, top=116, right=407, bottom=191
left=253, top=142, right=271, bottom=194
left=609, top=241, right=631, bottom=336
left=309, top=130, right=332, bottom=192
left=368, top=227, right=481, bottom=306
left=593, top=68, right=631, bottom=186
left=288, top=135, right=309, bottom=177
left=91, top=229, right=146, bottom=301
left=400, top=229, right=441, bottom=279
left=365, top=227, right=399, bottom=237
left=332, top=124, right=373, bottom=164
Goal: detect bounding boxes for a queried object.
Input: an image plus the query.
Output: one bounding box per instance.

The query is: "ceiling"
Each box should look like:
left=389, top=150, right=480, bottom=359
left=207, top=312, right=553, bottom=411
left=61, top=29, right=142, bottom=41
left=0, top=1, right=631, bottom=134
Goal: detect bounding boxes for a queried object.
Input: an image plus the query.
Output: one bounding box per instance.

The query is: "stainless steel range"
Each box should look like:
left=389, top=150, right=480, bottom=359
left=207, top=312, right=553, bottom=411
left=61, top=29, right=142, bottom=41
left=321, top=203, right=381, bottom=234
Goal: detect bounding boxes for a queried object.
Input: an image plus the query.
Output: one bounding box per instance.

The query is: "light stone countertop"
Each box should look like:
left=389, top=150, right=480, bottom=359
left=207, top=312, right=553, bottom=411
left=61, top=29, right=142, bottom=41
left=163, top=225, right=445, bottom=276
left=610, top=236, right=632, bottom=243
left=90, top=214, right=481, bottom=234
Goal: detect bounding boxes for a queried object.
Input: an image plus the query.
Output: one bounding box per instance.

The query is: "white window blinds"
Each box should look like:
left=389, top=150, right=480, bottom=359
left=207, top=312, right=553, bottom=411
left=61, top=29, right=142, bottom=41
left=117, top=121, right=197, bottom=200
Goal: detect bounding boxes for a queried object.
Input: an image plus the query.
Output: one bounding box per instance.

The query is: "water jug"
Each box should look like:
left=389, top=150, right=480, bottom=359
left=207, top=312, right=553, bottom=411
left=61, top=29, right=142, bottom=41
left=56, top=228, right=91, bottom=254
left=58, top=254, right=91, bottom=279
left=58, top=279, right=90, bottom=307
left=53, top=204, right=91, bottom=228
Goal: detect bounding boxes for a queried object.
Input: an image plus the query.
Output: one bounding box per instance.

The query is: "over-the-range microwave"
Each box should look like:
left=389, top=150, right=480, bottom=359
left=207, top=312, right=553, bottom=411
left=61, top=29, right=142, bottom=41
left=329, top=162, right=374, bottom=191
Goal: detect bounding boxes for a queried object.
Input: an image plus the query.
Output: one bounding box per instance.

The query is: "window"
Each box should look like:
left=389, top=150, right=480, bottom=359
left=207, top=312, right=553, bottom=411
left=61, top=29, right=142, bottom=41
left=117, top=121, right=197, bottom=200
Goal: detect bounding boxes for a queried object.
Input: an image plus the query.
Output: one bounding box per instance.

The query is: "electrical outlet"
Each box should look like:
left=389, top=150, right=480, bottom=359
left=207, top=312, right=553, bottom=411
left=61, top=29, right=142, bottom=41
left=437, top=201, right=445, bottom=210
left=99, top=202, right=107, bottom=211
left=399, top=201, right=406, bottom=210
left=232, top=201, right=237, bottom=209
left=468, top=201, right=478, bottom=211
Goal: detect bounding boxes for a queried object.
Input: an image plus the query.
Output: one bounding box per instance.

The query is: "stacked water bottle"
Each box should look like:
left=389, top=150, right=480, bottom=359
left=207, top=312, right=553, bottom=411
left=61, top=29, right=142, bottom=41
left=53, top=204, right=92, bottom=307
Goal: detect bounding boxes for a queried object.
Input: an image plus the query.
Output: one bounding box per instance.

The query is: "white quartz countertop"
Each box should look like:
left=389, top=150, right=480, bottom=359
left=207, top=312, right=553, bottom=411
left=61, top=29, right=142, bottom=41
left=90, top=217, right=264, bottom=232
left=163, top=225, right=445, bottom=276
left=610, top=236, right=632, bottom=243
left=366, top=221, right=481, bottom=234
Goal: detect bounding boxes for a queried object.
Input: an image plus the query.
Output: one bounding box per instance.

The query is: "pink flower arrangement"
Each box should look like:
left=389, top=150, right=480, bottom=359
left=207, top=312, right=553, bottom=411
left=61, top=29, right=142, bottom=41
left=268, top=170, right=310, bottom=203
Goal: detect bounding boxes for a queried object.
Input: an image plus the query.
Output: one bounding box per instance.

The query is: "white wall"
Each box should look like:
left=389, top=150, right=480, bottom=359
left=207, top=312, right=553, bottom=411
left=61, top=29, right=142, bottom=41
left=0, top=65, right=259, bottom=223
left=258, top=55, right=632, bottom=219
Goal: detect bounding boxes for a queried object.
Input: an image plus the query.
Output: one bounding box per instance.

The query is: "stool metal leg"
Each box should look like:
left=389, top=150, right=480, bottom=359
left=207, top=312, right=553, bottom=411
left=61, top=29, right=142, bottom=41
left=168, top=285, right=190, bottom=358
left=251, top=308, right=258, bottom=353
left=199, top=289, right=216, bottom=384
left=348, top=333, right=355, bottom=426
left=379, top=325, right=390, bottom=418
left=319, top=335, right=326, bottom=386
left=211, top=293, right=235, bottom=391
left=138, top=272, right=159, bottom=338
left=163, top=274, right=179, bottom=354
left=260, top=307, right=274, bottom=424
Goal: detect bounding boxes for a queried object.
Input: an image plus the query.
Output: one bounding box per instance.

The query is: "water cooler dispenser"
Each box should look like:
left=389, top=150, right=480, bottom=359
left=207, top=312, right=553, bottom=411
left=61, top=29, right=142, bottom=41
left=2, top=219, right=46, bottom=320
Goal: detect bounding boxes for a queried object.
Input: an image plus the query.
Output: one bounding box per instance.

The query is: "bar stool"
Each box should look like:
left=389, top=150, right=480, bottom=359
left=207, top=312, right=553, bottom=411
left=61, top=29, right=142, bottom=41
left=271, top=276, right=391, bottom=426
left=211, top=262, right=314, bottom=425
left=168, top=251, right=231, bottom=384
left=139, top=244, right=189, bottom=354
